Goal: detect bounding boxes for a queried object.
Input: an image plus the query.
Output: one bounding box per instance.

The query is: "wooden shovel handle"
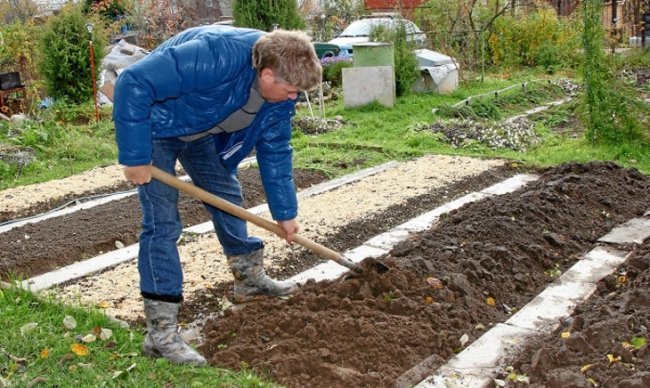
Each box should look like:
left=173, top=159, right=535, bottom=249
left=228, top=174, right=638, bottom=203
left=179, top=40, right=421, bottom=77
left=150, top=166, right=344, bottom=262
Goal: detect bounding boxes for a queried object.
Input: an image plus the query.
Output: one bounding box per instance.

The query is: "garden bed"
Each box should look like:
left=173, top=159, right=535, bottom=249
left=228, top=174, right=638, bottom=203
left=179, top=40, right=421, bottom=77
left=1, top=158, right=648, bottom=386
left=196, top=162, right=650, bottom=387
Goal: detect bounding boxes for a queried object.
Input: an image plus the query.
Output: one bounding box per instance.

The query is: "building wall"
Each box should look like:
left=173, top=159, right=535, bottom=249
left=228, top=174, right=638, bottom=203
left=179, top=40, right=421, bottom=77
left=364, top=0, right=426, bottom=12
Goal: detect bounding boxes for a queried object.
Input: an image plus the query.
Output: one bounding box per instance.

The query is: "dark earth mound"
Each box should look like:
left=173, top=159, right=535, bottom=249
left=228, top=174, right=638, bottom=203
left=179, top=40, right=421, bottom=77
left=198, top=162, right=650, bottom=387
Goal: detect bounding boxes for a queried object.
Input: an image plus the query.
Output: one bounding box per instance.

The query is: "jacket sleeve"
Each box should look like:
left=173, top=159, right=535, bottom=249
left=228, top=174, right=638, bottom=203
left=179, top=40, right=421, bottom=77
left=113, top=37, right=248, bottom=166
left=255, top=113, right=298, bottom=221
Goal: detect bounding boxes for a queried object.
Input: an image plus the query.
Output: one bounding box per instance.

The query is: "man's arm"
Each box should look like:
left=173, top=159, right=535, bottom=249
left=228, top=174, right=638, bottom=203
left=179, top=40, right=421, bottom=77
left=255, top=115, right=299, bottom=243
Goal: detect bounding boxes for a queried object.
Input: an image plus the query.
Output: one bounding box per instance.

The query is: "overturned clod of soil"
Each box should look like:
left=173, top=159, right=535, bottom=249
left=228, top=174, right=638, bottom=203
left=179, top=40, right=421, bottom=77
left=199, top=162, right=650, bottom=387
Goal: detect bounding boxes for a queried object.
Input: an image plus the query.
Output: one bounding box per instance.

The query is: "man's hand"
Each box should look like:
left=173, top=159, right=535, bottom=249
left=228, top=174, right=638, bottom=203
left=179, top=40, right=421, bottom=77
left=124, top=164, right=152, bottom=185
left=277, top=219, right=299, bottom=244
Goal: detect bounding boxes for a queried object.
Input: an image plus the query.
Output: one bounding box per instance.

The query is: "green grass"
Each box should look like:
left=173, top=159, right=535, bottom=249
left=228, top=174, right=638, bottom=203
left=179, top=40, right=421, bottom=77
left=0, top=284, right=277, bottom=387
left=0, top=117, right=118, bottom=191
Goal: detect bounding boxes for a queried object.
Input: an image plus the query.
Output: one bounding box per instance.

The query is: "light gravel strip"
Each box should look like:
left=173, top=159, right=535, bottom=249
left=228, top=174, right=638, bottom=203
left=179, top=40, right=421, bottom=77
left=184, top=161, right=398, bottom=234
left=0, top=158, right=256, bottom=234
left=415, top=216, right=650, bottom=387
left=21, top=162, right=398, bottom=292
left=0, top=165, right=126, bottom=215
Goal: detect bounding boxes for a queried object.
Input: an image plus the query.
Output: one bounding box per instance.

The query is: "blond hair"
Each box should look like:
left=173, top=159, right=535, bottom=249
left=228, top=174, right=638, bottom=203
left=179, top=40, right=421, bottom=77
left=252, top=29, right=322, bottom=91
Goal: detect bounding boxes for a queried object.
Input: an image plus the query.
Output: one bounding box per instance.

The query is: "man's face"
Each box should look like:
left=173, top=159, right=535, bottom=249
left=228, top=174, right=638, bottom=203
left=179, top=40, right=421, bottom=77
left=259, top=68, right=301, bottom=103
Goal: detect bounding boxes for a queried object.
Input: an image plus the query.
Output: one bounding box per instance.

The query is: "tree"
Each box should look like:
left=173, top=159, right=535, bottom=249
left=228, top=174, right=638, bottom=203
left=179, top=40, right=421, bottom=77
left=233, top=0, right=305, bottom=31
left=0, top=0, right=39, bottom=24
left=38, top=4, right=107, bottom=104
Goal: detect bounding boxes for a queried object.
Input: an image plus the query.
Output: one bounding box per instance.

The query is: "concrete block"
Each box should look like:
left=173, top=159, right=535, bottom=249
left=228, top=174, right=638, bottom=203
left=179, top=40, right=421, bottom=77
left=364, top=228, right=411, bottom=250
left=480, top=174, right=538, bottom=196
left=598, top=217, right=650, bottom=244
left=344, top=245, right=389, bottom=262
left=289, top=261, right=348, bottom=284
left=342, top=66, right=395, bottom=108
left=416, top=323, right=534, bottom=387
left=506, top=291, right=587, bottom=331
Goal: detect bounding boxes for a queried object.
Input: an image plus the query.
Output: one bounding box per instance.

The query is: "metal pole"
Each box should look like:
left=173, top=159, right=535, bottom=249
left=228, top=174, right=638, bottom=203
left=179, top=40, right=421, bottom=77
left=86, top=23, right=99, bottom=122
left=89, top=41, right=99, bottom=122
left=481, top=29, right=485, bottom=83
left=611, top=0, right=618, bottom=54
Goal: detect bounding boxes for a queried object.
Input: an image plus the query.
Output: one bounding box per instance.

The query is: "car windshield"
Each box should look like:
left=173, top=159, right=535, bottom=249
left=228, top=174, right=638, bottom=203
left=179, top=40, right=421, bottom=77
left=339, top=19, right=391, bottom=37
left=338, top=18, right=422, bottom=38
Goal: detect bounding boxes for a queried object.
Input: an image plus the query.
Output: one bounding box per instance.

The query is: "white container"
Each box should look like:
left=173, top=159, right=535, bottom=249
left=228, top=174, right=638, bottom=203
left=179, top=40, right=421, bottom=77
left=412, top=49, right=459, bottom=93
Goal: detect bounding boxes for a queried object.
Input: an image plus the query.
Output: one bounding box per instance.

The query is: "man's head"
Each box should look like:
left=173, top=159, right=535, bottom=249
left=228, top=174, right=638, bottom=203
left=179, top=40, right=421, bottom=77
left=253, top=30, right=322, bottom=103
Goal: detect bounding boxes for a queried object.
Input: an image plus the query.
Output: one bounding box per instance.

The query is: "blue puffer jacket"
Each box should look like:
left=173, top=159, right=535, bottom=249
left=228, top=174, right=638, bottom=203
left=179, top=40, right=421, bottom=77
left=114, top=26, right=299, bottom=221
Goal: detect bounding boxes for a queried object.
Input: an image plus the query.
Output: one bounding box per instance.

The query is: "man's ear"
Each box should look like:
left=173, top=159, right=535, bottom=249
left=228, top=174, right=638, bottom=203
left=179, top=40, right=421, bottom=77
left=260, top=68, right=275, bottom=83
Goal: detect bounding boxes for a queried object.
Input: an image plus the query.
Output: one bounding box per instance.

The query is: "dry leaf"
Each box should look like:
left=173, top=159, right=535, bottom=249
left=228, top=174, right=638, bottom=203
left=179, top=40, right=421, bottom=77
left=112, top=363, right=137, bottom=379
left=426, top=277, right=443, bottom=289
left=97, top=301, right=112, bottom=309
left=606, top=354, right=621, bottom=364
left=486, top=297, right=496, bottom=307
left=20, top=322, right=38, bottom=336
left=587, top=377, right=598, bottom=386
left=617, top=275, right=627, bottom=285
left=70, top=343, right=89, bottom=357
left=63, top=316, right=77, bottom=330
left=39, top=348, right=50, bottom=359
left=100, top=328, right=113, bottom=341
left=81, top=334, right=96, bottom=343
left=580, top=363, right=594, bottom=373
left=424, top=296, right=434, bottom=304
left=27, top=377, right=47, bottom=388
left=459, top=333, right=469, bottom=347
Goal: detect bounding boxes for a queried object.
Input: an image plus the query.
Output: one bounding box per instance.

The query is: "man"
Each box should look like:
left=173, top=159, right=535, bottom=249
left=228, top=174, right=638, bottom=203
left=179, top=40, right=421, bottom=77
left=113, top=26, right=322, bottom=366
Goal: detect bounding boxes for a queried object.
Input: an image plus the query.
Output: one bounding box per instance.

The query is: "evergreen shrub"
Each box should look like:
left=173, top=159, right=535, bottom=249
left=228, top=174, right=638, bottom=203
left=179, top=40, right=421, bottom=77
left=38, top=4, right=106, bottom=104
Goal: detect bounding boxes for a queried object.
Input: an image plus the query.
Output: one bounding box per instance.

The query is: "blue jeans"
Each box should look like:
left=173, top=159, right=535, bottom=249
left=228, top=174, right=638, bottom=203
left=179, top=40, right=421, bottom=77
left=137, top=136, right=263, bottom=299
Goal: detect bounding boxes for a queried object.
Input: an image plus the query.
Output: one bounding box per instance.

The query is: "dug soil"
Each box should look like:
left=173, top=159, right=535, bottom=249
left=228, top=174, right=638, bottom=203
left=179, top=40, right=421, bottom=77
left=197, top=162, right=650, bottom=387
left=502, top=241, right=650, bottom=388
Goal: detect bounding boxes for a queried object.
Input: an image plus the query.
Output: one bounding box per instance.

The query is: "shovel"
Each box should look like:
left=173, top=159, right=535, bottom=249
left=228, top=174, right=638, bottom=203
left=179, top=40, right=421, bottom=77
left=151, top=167, right=388, bottom=274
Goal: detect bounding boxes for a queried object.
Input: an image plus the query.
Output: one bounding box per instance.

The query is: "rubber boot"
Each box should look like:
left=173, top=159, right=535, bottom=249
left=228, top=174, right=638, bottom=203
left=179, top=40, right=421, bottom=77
left=227, top=248, right=299, bottom=303
left=142, top=298, right=207, bottom=366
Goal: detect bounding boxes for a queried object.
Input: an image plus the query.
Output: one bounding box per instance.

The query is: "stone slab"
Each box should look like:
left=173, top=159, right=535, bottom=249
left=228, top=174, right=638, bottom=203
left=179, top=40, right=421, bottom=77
left=342, top=66, right=395, bottom=107
left=416, top=323, right=535, bottom=388
left=598, top=217, right=650, bottom=244
left=479, top=174, right=538, bottom=196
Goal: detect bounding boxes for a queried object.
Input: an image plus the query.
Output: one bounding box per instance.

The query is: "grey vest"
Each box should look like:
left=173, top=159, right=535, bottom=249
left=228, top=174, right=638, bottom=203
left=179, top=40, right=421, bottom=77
left=179, top=76, right=264, bottom=142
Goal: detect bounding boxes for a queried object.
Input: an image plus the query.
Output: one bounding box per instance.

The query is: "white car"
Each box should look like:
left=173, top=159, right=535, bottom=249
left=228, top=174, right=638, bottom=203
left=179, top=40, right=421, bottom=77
left=328, top=17, right=427, bottom=57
